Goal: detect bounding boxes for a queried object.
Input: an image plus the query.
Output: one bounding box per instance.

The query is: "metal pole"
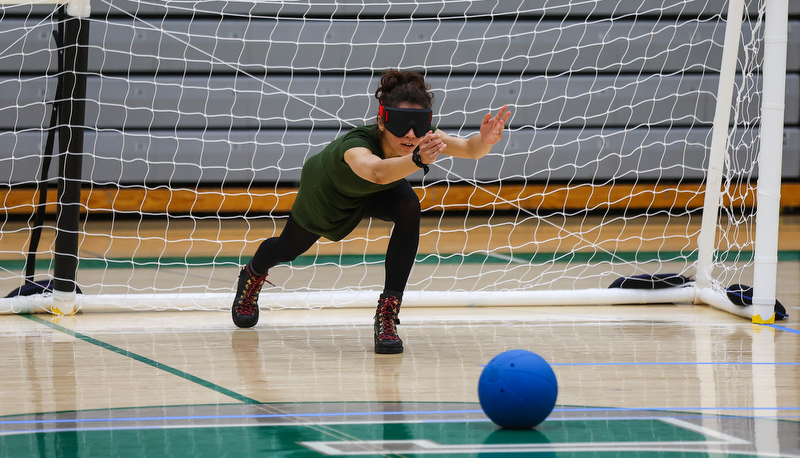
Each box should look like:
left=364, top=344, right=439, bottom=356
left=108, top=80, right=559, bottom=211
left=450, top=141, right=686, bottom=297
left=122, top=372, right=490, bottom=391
left=752, top=0, right=789, bottom=324
left=53, top=10, right=89, bottom=313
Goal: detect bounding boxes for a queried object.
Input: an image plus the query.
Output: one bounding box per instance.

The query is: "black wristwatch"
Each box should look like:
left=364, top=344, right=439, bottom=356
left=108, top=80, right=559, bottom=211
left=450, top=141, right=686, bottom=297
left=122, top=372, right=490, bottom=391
left=412, top=149, right=429, bottom=174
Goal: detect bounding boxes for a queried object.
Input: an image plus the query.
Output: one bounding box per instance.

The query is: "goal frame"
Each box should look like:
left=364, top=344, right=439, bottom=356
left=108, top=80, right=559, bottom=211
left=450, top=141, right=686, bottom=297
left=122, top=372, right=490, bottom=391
left=0, top=0, right=788, bottom=324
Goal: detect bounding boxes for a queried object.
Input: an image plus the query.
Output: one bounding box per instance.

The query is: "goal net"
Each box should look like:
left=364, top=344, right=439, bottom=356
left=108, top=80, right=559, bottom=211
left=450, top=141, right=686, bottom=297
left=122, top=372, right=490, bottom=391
left=0, top=0, right=788, bottom=322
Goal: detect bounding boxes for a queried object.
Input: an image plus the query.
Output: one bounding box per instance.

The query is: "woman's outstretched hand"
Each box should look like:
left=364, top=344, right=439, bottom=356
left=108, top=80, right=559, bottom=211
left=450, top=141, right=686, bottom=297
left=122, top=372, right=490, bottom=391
left=479, top=105, right=512, bottom=146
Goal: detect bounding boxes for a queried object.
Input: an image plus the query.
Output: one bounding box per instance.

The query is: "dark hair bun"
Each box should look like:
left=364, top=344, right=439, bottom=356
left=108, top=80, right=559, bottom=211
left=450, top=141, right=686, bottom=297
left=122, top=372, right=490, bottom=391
left=375, top=69, right=433, bottom=109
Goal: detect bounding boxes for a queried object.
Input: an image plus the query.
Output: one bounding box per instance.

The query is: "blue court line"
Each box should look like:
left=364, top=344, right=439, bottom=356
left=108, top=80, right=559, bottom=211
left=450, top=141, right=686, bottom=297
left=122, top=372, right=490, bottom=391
left=7, top=414, right=800, bottom=437
left=555, top=406, right=800, bottom=412
left=7, top=416, right=800, bottom=438
left=763, top=324, right=800, bottom=335
left=2, top=407, right=798, bottom=428
left=0, top=410, right=479, bottom=426
left=550, top=362, right=799, bottom=367
left=428, top=415, right=800, bottom=424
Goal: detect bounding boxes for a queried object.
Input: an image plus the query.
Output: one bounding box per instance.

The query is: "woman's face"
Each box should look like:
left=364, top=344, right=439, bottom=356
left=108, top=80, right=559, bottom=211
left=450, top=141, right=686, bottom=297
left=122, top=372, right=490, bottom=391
left=378, top=102, right=428, bottom=158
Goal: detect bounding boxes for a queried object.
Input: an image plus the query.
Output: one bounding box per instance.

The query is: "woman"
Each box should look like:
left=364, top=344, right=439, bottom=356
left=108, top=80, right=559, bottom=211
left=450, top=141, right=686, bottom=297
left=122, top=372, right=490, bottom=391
left=232, top=69, right=511, bottom=354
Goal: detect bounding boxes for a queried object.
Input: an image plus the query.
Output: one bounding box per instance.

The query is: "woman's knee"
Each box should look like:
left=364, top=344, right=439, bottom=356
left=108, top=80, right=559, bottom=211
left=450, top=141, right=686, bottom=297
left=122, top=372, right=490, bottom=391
left=403, top=195, right=421, bottom=215
left=394, top=196, right=420, bottom=227
left=370, top=183, right=421, bottom=225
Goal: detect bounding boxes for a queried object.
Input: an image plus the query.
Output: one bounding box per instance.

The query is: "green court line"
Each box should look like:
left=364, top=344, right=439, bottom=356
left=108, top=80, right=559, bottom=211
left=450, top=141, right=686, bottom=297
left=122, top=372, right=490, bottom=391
left=4, top=250, right=799, bottom=271
left=21, top=314, right=261, bottom=405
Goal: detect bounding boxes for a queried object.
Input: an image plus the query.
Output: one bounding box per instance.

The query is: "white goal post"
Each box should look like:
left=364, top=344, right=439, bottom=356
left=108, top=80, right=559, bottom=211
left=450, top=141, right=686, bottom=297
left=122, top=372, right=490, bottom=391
left=0, top=0, right=790, bottom=323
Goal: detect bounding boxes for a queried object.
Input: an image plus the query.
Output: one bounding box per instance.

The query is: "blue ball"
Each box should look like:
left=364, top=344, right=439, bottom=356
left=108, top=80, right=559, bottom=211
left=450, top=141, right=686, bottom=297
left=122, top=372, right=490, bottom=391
left=478, top=349, right=558, bottom=429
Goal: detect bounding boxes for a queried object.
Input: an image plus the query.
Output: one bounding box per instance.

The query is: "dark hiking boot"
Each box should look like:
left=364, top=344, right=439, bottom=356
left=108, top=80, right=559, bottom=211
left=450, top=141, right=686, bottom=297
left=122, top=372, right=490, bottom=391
left=232, top=265, right=269, bottom=328
left=374, top=294, right=403, bottom=354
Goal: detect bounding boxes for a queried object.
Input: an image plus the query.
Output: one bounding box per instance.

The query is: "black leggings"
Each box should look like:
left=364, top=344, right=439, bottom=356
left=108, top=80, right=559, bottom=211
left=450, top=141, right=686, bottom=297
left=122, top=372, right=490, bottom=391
left=249, top=181, right=421, bottom=296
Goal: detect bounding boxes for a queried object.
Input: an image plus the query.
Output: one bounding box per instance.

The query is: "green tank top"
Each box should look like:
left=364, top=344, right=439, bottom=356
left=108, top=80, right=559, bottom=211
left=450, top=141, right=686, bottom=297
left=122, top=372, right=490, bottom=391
left=291, top=125, right=405, bottom=241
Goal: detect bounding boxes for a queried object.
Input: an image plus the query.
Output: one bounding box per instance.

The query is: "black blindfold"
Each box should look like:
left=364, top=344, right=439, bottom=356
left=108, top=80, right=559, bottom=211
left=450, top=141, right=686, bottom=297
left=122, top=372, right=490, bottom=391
left=379, top=104, right=432, bottom=138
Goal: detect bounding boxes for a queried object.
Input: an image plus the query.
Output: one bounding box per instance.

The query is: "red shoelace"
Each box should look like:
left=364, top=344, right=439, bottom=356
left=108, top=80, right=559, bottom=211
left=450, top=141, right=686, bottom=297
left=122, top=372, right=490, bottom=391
left=376, top=296, right=400, bottom=340
left=236, top=272, right=272, bottom=315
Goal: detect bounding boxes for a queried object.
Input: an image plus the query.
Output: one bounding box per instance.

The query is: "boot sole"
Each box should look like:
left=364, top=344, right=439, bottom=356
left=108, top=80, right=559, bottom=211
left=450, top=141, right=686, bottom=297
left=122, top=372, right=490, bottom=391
left=374, top=345, right=404, bottom=354
left=374, top=336, right=404, bottom=354
left=232, top=309, right=259, bottom=328
left=233, top=319, right=257, bottom=328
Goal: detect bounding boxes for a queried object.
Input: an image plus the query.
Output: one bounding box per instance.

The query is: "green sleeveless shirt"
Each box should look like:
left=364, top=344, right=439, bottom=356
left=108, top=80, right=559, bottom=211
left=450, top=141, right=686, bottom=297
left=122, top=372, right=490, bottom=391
left=291, top=125, right=405, bottom=241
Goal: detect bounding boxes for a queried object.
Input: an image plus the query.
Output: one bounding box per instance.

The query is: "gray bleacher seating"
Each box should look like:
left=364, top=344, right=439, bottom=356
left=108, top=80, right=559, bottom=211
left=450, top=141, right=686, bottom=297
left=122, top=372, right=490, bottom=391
left=2, top=0, right=798, bottom=186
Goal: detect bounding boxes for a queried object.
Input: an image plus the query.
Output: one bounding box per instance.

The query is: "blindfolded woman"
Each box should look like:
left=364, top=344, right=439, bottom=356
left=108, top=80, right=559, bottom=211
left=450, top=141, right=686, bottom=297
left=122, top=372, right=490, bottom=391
left=232, top=69, right=511, bottom=354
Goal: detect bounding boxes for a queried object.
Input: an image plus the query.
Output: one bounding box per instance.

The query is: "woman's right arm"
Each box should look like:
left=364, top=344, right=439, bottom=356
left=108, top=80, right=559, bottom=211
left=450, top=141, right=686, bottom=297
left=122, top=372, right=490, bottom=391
left=344, top=147, right=421, bottom=185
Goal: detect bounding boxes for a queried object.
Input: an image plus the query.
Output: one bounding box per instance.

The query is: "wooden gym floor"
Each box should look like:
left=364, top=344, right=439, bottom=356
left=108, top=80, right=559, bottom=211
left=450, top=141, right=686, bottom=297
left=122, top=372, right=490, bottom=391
left=0, top=214, right=798, bottom=457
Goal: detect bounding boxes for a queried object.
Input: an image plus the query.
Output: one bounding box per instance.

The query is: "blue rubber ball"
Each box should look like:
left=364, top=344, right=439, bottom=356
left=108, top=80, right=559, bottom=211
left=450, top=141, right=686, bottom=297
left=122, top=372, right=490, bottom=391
left=478, top=349, right=558, bottom=429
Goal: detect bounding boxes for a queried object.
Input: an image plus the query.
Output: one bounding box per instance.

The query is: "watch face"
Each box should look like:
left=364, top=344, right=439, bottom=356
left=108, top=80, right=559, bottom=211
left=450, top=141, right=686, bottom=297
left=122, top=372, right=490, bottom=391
left=379, top=104, right=432, bottom=138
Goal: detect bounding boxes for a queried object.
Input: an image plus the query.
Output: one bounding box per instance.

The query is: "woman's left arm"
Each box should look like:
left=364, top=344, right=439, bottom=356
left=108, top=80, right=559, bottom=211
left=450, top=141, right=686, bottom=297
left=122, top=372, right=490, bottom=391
left=436, top=105, right=512, bottom=160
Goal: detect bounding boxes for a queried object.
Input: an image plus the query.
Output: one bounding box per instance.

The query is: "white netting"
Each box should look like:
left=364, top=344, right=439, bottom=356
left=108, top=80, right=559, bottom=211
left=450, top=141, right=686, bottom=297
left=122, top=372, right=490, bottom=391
left=0, top=0, right=780, bottom=315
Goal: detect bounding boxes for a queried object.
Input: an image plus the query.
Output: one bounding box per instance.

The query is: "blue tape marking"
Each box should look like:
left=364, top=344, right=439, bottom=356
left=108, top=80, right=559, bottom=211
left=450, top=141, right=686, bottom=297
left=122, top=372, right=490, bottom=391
left=550, top=361, right=799, bottom=366
left=763, top=324, right=800, bottom=335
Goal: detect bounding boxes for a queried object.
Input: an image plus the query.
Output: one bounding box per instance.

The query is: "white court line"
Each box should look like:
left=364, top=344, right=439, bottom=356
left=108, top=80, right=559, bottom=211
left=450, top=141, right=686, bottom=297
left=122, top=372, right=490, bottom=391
left=302, top=416, right=758, bottom=456
left=661, top=418, right=750, bottom=445
left=300, top=439, right=755, bottom=456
